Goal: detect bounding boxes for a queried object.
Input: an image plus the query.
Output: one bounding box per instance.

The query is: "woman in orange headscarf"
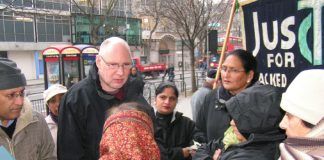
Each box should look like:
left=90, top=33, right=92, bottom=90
left=99, top=102, right=160, bottom=160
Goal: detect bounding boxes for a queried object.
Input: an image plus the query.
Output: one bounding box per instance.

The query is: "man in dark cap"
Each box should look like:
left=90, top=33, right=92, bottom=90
left=191, top=69, right=217, bottom=122
left=0, top=58, right=56, bottom=160
left=193, top=84, right=285, bottom=160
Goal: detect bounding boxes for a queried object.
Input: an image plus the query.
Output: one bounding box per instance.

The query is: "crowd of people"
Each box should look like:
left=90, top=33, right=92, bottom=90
left=0, top=37, right=323, bottom=160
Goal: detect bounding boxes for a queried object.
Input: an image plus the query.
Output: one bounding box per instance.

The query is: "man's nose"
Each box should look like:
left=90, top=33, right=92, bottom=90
left=116, top=66, right=125, bottom=75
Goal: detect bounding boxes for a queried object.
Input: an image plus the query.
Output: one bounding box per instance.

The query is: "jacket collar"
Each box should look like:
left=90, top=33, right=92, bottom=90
left=154, top=110, right=180, bottom=123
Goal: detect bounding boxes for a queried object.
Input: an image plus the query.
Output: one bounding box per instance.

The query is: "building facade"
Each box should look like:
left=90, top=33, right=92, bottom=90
left=0, top=0, right=140, bottom=80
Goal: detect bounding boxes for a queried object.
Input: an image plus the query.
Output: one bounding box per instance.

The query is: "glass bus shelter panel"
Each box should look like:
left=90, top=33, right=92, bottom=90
left=63, top=59, right=80, bottom=88
left=46, top=60, right=60, bottom=87
left=82, top=54, right=96, bottom=77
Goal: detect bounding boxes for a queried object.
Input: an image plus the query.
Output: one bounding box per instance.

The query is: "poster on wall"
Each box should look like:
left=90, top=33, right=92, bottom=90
left=240, top=0, right=323, bottom=91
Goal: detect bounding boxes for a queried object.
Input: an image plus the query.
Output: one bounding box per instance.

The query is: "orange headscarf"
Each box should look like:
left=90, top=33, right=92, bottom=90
left=99, top=110, right=160, bottom=160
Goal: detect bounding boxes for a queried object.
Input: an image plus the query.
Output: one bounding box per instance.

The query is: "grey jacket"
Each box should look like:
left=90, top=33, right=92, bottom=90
left=0, top=99, right=56, bottom=160
left=191, top=84, right=212, bottom=122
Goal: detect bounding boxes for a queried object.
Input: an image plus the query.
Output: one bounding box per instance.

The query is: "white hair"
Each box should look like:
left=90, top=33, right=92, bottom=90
left=98, top=37, right=131, bottom=57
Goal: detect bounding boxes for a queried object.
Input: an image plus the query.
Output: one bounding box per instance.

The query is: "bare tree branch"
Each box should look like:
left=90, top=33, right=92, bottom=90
left=161, top=0, right=226, bottom=92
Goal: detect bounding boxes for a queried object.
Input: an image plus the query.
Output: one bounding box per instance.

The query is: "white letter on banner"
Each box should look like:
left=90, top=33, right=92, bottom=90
left=275, top=53, right=283, bottom=67
left=285, top=52, right=295, bottom=67
left=281, top=16, right=296, bottom=50
left=262, top=21, right=279, bottom=50
left=252, top=12, right=261, bottom=56
left=267, top=53, right=274, bottom=67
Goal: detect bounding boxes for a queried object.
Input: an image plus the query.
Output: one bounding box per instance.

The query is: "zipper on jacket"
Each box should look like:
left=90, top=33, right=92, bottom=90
left=6, top=138, right=16, bottom=159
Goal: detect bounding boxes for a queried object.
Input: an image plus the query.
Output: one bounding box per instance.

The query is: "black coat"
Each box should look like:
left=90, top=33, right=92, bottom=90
left=195, top=86, right=233, bottom=141
left=57, top=63, right=154, bottom=160
left=193, top=133, right=285, bottom=160
left=155, top=111, right=206, bottom=160
left=193, top=84, right=286, bottom=160
left=128, top=73, right=145, bottom=94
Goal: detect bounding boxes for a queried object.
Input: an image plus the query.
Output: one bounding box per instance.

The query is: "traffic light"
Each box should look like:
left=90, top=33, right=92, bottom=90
left=208, top=30, right=218, bottom=53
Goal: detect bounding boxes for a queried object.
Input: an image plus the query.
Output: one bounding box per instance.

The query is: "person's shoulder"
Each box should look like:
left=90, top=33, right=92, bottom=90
left=203, top=88, right=218, bottom=99
left=175, top=112, right=193, bottom=123
left=69, top=78, right=94, bottom=91
left=64, top=78, right=97, bottom=100
left=32, top=111, right=46, bottom=120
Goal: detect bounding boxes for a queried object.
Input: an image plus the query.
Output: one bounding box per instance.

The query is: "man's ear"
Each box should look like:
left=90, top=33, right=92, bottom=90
left=95, top=55, right=101, bottom=69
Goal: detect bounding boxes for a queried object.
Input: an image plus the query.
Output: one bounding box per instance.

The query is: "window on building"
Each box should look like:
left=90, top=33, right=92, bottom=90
left=0, top=51, right=8, bottom=58
left=0, top=14, right=4, bottom=41
left=23, top=0, right=33, bottom=7
left=0, top=11, right=34, bottom=42
left=36, top=15, right=70, bottom=42
left=35, top=0, right=68, bottom=11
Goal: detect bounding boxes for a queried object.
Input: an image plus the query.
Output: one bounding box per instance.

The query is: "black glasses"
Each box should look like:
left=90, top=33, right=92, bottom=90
left=99, top=55, right=132, bottom=70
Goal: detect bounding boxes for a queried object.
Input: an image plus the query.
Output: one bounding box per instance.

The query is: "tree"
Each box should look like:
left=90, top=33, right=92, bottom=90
left=71, top=0, right=117, bottom=45
left=136, top=0, right=166, bottom=61
left=161, top=0, right=226, bottom=92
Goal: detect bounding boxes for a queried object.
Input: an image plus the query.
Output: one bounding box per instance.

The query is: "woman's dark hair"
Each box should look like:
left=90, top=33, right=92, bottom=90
left=155, top=82, right=179, bottom=98
left=130, top=66, right=137, bottom=71
left=301, top=120, right=315, bottom=129
left=226, top=49, right=259, bottom=85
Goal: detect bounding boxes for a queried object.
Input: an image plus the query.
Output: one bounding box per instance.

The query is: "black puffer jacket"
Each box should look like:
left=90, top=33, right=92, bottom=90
left=196, top=86, right=233, bottom=141
left=193, top=84, right=286, bottom=160
left=193, top=133, right=284, bottom=160
left=155, top=111, right=206, bottom=160
left=57, top=63, right=154, bottom=160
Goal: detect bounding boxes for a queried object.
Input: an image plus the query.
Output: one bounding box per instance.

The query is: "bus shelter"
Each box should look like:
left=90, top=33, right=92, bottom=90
left=74, top=44, right=98, bottom=78
left=42, top=45, right=81, bottom=89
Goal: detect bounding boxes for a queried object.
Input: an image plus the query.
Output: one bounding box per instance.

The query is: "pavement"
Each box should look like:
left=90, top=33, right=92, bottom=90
left=27, top=79, right=44, bottom=86
left=176, top=95, right=193, bottom=120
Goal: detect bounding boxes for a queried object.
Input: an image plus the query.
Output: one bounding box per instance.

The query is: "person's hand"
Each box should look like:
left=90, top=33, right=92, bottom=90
left=189, top=149, right=196, bottom=157
left=213, top=149, right=221, bottom=160
left=182, top=147, right=191, bottom=158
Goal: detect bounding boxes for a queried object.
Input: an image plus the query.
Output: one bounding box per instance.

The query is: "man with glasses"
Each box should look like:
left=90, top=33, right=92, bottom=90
left=0, top=58, right=56, bottom=159
left=57, top=37, right=154, bottom=160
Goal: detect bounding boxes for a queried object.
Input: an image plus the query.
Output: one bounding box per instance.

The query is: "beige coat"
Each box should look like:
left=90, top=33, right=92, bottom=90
left=0, top=99, right=56, bottom=160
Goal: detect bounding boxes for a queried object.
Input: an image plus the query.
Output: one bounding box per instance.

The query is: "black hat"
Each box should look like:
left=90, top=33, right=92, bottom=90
left=225, top=84, right=283, bottom=138
left=207, top=69, right=216, bottom=79
left=0, top=58, right=26, bottom=90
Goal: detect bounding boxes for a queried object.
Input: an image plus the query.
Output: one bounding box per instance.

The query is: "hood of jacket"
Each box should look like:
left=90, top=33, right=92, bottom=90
left=225, top=84, right=284, bottom=139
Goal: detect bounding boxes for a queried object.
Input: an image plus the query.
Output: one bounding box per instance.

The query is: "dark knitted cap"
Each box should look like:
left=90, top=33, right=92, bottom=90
left=0, top=58, right=26, bottom=90
left=225, top=84, right=284, bottom=137
left=207, top=69, right=216, bottom=78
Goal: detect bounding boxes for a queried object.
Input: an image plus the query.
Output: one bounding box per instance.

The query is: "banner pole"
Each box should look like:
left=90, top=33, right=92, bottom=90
left=213, top=0, right=237, bottom=89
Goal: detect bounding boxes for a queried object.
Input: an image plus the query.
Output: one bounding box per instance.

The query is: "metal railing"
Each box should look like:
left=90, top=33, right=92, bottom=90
left=30, top=70, right=207, bottom=115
